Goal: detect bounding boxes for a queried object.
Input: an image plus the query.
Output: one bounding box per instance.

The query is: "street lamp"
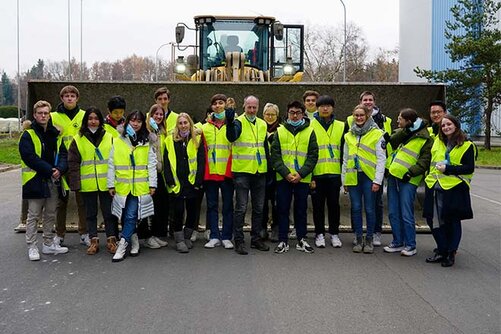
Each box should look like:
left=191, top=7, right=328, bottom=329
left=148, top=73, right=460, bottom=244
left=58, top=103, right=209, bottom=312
left=155, top=42, right=172, bottom=81
left=340, top=0, right=347, bottom=82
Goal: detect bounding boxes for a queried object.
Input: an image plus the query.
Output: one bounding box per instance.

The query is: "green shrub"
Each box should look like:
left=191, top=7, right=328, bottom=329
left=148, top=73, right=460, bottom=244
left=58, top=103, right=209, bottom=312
left=0, top=106, right=21, bottom=118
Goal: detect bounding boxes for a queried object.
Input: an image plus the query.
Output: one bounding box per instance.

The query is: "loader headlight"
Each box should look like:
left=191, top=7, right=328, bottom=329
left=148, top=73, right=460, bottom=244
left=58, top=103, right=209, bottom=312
left=283, top=57, right=295, bottom=75
left=174, top=56, right=186, bottom=74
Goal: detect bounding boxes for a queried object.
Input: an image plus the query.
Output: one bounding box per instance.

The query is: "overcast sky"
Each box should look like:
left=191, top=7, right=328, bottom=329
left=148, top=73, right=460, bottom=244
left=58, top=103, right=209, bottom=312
left=0, top=0, right=399, bottom=78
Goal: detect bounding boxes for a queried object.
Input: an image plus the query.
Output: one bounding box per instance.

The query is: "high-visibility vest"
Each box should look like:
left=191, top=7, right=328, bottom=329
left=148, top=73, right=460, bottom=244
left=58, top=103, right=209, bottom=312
left=425, top=139, right=473, bottom=190
left=73, top=132, right=113, bottom=192
left=311, top=118, right=344, bottom=176
left=344, top=127, right=384, bottom=186
left=276, top=125, right=314, bottom=183
left=103, top=123, right=120, bottom=138
left=231, top=115, right=267, bottom=173
left=21, top=129, right=42, bottom=185
left=202, top=122, right=231, bottom=175
left=112, top=138, right=150, bottom=196
left=165, top=111, right=179, bottom=135
left=51, top=109, right=85, bottom=150
left=21, top=129, right=65, bottom=188
left=164, top=134, right=200, bottom=194
left=388, top=136, right=428, bottom=186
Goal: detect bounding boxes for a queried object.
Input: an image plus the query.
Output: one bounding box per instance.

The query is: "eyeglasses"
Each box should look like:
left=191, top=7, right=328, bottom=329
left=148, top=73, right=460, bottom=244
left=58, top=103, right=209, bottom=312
left=35, top=112, right=50, bottom=116
left=264, top=113, right=277, bottom=117
left=288, top=111, right=303, bottom=116
left=305, top=99, right=316, bottom=103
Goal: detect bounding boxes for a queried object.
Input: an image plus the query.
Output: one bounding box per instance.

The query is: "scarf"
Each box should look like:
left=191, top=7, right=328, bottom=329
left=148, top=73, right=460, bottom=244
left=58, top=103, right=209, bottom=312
left=350, top=117, right=377, bottom=137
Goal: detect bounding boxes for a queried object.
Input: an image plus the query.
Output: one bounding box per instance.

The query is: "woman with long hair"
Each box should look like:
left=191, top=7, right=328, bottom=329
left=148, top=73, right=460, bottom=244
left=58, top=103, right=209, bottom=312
left=164, top=113, right=205, bottom=253
left=423, top=114, right=475, bottom=267
left=107, top=110, right=157, bottom=262
left=68, top=107, right=118, bottom=255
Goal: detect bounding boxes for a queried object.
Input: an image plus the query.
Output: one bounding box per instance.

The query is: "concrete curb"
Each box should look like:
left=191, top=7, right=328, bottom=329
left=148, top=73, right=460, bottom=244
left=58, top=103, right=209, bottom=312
left=0, top=164, right=20, bottom=173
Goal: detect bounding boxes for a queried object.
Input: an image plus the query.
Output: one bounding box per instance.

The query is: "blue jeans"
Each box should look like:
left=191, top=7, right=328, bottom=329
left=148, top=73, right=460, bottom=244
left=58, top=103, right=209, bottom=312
left=374, top=178, right=384, bottom=233
left=387, top=176, right=417, bottom=248
left=121, top=195, right=138, bottom=242
left=348, top=172, right=376, bottom=238
left=233, top=173, right=266, bottom=243
left=205, top=179, right=234, bottom=240
left=276, top=180, right=309, bottom=243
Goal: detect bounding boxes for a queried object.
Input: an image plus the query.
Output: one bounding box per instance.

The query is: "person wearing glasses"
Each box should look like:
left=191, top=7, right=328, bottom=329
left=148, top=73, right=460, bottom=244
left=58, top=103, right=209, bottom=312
left=428, top=101, right=447, bottom=140
left=271, top=101, right=318, bottom=254
left=342, top=104, right=386, bottom=254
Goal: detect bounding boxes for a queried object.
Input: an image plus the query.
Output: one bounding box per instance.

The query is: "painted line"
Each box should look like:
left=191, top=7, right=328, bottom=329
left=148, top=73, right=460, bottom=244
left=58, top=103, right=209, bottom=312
left=471, top=193, right=501, bottom=206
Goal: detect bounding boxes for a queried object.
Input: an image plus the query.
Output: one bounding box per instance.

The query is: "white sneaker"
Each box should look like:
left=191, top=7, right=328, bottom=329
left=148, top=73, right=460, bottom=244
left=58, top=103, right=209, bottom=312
left=401, top=246, right=417, bottom=257
left=190, top=231, right=198, bottom=242
left=296, top=238, right=314, bottom=253
left=373, top=232, right=382, bottom=246
left=222, top=239, right=234, bottom=249
left=42, top=242, right=69, bottom=255
left=130, top=233, right=140, bottom=256
left=80, top=233, right=91, bottom=246
left=28, top=245, right=40, bottom=261
left=112, top=238, right=128, bottom=262
left=53, top=236, right=64, bottom=246
left=204, top=238, right=221, bottom=248
left=315, top=234, right=326, bottom=248
left=144, top=236, right=161, bottom=249
left=152, top=236, right=168, bottom=247
left=331, top=234, right=342, bottom=248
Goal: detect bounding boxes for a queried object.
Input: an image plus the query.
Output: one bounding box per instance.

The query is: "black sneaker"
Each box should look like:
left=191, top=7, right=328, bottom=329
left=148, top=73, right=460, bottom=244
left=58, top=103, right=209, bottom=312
left=251, top=239, right=270, bottom=251
left=234, top=242, right=248, bottom=255
left=296, top=238, right=314, bottom=253
left=274, top=241, right=289, bottom=254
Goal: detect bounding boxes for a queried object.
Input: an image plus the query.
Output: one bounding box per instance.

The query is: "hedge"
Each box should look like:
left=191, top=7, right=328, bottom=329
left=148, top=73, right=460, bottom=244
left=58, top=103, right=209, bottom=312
left=0, top=106, right=21, bottom=118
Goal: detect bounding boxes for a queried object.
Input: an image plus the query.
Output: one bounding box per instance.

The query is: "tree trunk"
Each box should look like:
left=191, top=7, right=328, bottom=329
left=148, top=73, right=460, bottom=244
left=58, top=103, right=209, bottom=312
left=483, top=97, right=493, bottom=150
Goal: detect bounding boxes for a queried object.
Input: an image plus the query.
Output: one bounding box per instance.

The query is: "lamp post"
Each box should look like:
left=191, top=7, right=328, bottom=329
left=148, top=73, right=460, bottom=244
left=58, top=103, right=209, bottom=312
left=340, top=0, right=347, bottom=82
left=155, top=42, right=172, bottom=82
left=17, top=0, right=21, bottom=130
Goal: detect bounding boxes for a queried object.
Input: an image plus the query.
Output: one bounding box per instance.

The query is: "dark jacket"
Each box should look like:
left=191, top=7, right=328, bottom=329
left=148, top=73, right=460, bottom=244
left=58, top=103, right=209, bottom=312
left=423, top=142, right=475, bottom=221
left=67, top=127, right=107, bottom=191
left=19, top=120, right=68, bottom=199
left=388, top=119, right=433, bottom=178
left=163, top=135, right=205, bottom=198
left=271, top=118, right=319, bottom=180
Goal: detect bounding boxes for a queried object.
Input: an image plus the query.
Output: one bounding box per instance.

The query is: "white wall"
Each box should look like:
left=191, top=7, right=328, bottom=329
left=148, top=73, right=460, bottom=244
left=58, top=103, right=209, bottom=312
left=398, top=0, right=432, bottom=82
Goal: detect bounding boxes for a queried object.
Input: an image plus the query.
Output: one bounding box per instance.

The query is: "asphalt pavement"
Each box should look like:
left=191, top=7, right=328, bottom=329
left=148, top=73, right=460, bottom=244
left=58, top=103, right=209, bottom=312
left=0, top=168, right=499, bottom=334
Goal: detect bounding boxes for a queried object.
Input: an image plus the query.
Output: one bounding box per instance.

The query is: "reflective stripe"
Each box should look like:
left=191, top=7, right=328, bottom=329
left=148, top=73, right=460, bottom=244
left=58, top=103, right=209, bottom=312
left=317, top=158, right=341, bottom=163
left=358, top=143, right=376, bottom=155
left=188, top=157, right=197, bottom=164
left=115, top=165, right=130, bottom=170
left=358, top=155, right=376, bottom=169
left=211, top=144, right=231, bottom=149
left=233, top=142, right=264, bottom=148
left=233, top=154, right=265, bottom=160
left=81, top=160, right=107, bottom=166
left=22, top=167, right=35, bottom=173
left=393, top=157, right=412, bottom=169
left=81, top=173, right=108, bottom=180
left=318, top=144, right=340, bottom=150
left=400, top=146, right=419, bottom=159
left=115, top=165, right=147, bottom=171
left=116, top=177, right=148, bottom=183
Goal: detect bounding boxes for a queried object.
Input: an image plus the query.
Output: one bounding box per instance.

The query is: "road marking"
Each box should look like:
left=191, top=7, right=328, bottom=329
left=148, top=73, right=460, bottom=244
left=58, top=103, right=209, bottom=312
left=471, top=193, right=501, bottom=206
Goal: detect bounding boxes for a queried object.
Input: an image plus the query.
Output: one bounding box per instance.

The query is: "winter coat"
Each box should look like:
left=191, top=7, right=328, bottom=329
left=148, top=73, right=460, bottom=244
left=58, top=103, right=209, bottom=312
left=19, top=120, right=68, bottom=199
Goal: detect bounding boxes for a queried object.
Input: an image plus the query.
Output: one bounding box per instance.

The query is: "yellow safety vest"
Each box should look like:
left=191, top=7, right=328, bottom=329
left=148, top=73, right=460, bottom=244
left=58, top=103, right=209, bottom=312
left=425, top=139, right=473, bottom=190
left=276, top=125, right=314, bottom=183
left=165, top=134, right=200, bottom=194
left=202, top=122, right=231, bottom=176
left=73, top=132, right=113, bottom=192
left=21, top=129, right=42, bottom=185
left=231, top=115, right=267, bottom=173
left=103, top=123, right=120, bottom=138
left=51, top=110, right=85, bottom=150
left=344, top=128, right=384, bottom=186
left=388, top=137, right=428, bottom=186
left=165, top=111, right=179, bottom=136
left=112, top=138, right=150, bottom=196
left=311, top=118, right=344, bottom=176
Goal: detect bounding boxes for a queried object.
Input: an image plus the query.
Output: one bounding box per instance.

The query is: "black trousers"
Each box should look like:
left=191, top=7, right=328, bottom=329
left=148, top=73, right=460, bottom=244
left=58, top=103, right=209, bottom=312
left=311, top=177, right=341, bottom=235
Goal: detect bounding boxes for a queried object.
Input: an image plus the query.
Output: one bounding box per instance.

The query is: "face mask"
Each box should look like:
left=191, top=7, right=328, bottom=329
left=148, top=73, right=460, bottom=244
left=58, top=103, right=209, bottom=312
left=89, top=126, right=98, bottom=134
left=287, top=119, right=305, bottom=127
left=213, top=111, right=225, bottom=120
left=245, top=114, right=256, bottom=122
left=149, top=117, right=159, bottom=131
left=180, top=129, right=190, bottom=138
left=126, top=124, right=136, bottom=138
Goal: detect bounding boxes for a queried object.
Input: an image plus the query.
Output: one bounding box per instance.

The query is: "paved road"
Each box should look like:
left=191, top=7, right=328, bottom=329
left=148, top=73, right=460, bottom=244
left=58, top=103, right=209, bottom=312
left=0, top=168, right=499, bottom=334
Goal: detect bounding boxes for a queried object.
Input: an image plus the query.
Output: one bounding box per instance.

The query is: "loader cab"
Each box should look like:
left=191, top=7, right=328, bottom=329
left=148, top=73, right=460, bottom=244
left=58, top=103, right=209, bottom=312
left=175, top=15, right=304, bottom=81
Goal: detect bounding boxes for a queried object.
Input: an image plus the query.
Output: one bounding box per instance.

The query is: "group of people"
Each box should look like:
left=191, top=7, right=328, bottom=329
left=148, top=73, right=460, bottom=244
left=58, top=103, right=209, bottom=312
left=19, top=86, right=475, bottom=267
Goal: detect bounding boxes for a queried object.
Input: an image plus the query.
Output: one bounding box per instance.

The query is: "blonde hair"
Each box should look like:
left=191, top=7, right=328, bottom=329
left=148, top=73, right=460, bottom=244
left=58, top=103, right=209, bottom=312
left=33, top=100, right=52, bottom=113
left=146, top=104, right=166, bottom=135
left=353, top=104, right=371, bottom=115
left=263, top=103, right=279, bottom=117
left=173, top=112, right=198, bottom=147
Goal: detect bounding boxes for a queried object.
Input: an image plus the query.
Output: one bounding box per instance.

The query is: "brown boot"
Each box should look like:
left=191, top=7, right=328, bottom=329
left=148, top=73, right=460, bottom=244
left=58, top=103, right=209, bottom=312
left=106, top=236, right=118, bottom=254
left=87, top=237, right=99, bottom=255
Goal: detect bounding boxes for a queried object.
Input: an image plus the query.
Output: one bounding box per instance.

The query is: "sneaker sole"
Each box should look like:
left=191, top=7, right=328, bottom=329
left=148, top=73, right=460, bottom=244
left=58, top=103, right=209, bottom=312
left=112, top=257, right=125, bottom=262
left=315, top=244, right=326, bottom=248
left=274, top=248, right=289, bottom=254
left=401, top=251, right=417, bottom=257
left=296, top=246, right=314, bottom=253
left=144, top=244, right=161, bottom=249
left=384, top=247, right=405, bottom=253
